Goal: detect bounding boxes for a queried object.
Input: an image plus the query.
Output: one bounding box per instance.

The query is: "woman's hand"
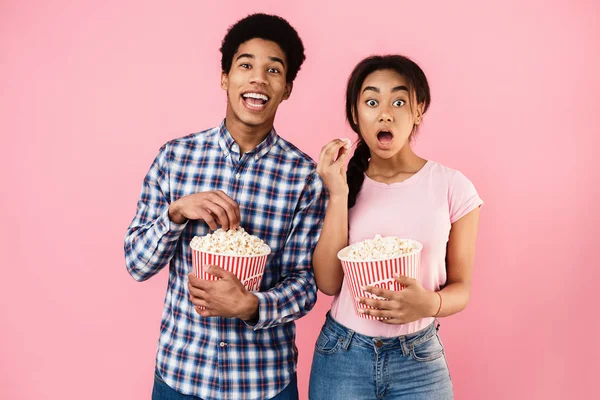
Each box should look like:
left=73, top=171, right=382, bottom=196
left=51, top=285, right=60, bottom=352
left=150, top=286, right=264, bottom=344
left=316, top=138, right=351, bottom=197
left=358, top=275, right=440, bottom=324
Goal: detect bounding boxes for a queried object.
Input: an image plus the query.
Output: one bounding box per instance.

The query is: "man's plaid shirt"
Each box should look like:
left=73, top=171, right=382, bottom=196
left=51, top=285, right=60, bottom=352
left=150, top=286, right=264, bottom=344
left=124, top=121, right=327, bottom=399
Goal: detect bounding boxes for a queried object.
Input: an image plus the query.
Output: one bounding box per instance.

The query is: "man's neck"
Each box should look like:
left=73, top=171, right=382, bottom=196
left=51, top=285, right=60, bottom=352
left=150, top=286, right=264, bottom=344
left=225, top=118, right=273, bottom=155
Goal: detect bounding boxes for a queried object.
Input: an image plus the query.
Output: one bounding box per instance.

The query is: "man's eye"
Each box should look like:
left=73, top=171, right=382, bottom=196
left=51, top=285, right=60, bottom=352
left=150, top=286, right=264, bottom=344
left=240, top=63, right=251, bottom=69
left=267, top=68, right=280, bottom=74
left=366, top=99, right=378, bottom=107
left=393, top=100, right=406, bottom=107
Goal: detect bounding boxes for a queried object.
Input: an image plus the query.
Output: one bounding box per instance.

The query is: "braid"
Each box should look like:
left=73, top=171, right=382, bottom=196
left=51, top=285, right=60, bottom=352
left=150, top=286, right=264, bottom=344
left=346, top=140, right=371, bottom=208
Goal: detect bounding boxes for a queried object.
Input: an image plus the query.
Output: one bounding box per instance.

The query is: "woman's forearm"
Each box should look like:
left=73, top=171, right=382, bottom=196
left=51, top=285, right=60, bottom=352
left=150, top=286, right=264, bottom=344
left=432, top=281, right=471, bottom=318
left=313, top=195, right=349, bottom=295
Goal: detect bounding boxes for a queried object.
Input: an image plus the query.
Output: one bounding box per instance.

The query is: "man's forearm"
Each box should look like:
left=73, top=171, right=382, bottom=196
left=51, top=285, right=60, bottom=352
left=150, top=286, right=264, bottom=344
left=239, top=292, right=260, bottom=322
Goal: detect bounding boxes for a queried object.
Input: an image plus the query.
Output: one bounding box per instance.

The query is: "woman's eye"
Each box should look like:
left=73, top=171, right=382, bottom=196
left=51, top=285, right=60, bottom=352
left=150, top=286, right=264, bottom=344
left=393, top=99, right=405, bottom=107
left=366, top=99, right=378, bottom=107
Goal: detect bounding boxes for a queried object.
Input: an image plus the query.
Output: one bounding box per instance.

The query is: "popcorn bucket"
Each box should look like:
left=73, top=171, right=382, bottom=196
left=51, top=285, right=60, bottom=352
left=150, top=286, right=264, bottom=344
left=337, top=240, right=422, bottom=320
left=192, top=248, right=270, bottom=293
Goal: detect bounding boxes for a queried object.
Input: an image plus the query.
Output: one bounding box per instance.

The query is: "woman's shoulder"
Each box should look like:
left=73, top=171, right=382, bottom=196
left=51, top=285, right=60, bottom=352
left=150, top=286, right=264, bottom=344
left=426, top=160, right=480, bottom=193
left=426, top=160, right=465, bottom=181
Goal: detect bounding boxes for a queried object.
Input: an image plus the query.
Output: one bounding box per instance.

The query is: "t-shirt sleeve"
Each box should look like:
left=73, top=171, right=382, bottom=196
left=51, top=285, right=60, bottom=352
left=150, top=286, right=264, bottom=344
left=449, top=171, right=483, bottom=224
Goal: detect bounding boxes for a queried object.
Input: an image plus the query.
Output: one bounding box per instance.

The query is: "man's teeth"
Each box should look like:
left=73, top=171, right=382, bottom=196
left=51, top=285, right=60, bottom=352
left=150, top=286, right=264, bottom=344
left=243, top=93, right=269, bottom=101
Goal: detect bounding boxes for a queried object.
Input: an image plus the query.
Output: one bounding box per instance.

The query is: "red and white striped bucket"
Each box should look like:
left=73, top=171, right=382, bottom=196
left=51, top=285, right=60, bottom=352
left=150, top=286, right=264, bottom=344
left=338, top=240, right=422, bottom=320
left=192, top=248, right=270, bottom=295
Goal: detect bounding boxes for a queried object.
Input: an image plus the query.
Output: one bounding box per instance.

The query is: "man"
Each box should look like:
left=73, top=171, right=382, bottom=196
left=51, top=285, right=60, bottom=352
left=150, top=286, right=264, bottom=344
left=125, top=13, right=326, bottom=400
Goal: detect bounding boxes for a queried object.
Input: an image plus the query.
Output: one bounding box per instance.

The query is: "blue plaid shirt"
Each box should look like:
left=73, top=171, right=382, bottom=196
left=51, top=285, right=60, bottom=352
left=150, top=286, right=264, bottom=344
left=124, top=121, right=327, bottom=400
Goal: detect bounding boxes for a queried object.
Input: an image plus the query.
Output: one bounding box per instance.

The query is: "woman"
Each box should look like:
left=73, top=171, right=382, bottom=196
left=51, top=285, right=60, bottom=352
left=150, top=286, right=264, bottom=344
left=309, top=55, right=483, bottom=399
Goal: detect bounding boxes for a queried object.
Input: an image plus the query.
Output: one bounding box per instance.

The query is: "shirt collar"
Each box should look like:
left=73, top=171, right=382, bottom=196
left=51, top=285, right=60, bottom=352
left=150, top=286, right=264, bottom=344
left=216, top=119, right=278, bottom=161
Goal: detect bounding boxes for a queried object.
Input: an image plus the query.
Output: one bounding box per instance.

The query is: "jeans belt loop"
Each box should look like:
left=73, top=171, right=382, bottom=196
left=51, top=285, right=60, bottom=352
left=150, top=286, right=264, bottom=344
left=341, top=329, right=355, bottom=351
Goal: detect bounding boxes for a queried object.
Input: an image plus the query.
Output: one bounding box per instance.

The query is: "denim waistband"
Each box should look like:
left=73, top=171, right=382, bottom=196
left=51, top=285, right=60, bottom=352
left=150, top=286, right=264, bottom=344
left=323, top=312, right=439, bottom=354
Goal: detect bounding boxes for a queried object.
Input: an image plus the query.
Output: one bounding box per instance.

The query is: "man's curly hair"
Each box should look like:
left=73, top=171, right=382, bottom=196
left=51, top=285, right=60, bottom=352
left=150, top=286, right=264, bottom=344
left=220, top=13, right=306, bottom=83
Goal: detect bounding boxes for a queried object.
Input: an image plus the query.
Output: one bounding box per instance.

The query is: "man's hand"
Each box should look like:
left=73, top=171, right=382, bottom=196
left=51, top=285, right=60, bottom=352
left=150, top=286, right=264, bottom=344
left=188, top=266, right=259, bottom=321
left=169, top=191, right=241, bottom=230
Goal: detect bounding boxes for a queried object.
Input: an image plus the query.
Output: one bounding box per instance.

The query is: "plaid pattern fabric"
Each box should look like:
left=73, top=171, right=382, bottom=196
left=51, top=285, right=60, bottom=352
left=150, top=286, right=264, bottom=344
left=124, top=121, right=327, bottom=400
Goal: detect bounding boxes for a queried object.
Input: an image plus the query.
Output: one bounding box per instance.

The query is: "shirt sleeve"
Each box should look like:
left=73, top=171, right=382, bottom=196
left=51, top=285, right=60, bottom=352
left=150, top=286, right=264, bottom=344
left=250, top=171, right=327, bottom=330
left=449, top=170, right=484, bottom=224
left=124, top=143, right=188, bottom=281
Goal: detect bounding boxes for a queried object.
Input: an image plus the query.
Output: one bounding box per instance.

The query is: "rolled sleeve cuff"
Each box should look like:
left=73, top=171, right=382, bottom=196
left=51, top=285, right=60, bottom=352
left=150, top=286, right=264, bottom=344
left=245, top=291, right=277, bottom=330
left=154, top=208, right=188, bottom=237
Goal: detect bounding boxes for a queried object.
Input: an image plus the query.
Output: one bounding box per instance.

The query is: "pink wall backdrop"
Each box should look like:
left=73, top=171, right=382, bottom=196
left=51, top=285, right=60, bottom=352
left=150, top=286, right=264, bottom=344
left=1, top=0, right=598, bottom=399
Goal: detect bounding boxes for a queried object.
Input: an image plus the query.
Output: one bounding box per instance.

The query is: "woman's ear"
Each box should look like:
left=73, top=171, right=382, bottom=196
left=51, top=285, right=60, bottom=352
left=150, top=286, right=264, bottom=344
left=414, top=103, right=425, bottom=125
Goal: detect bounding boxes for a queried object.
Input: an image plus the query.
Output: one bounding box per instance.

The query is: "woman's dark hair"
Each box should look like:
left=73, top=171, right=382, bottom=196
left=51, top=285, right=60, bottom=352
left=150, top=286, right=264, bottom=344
left=346, top=55, right=431, bottom=208
left=220, top=13, right=306, bottom=83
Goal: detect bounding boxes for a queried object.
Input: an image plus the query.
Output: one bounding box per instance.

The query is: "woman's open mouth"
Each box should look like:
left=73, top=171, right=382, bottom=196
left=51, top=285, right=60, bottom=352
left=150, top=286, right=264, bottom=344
left=377, top=130, right=394, bottom=148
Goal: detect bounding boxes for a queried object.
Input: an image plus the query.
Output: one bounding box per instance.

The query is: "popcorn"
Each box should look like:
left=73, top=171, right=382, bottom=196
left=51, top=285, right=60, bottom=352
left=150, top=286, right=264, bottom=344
left=338, top=235, right=423, bottom=319
left=190, top=228, right=270, bottom=256
left=345, top=234, right=417, bottom=261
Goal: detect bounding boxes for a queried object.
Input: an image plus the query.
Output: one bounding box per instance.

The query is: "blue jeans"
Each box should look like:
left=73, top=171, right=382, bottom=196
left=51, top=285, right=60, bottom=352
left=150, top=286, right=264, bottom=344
left=151, top=368, right=299, bottom=400
left=309, top=313, right=453, bottom=400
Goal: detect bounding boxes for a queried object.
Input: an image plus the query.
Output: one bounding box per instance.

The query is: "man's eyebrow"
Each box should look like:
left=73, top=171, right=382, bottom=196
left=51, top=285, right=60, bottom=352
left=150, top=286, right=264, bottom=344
left=269, top=56, right=285, bottom=67
left=236, top=53, right=255, bottom=61
left=235, top=54, right=285, bottom=68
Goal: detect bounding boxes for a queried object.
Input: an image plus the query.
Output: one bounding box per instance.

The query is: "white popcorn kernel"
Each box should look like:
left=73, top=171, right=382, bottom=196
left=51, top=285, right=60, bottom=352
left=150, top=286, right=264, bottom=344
left=190, top=228, right=270, bottom=256
left=345, top=235, right=417, bottom=261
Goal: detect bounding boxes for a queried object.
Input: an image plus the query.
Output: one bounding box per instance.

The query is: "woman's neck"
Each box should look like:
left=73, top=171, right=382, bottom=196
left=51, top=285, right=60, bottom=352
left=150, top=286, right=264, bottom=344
left=366, top=146, right=427, bottom=182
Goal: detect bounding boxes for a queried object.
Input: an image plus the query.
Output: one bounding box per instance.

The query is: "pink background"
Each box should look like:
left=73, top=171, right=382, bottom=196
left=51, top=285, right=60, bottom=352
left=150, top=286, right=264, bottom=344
left=1, top=0, right=598, bottom=399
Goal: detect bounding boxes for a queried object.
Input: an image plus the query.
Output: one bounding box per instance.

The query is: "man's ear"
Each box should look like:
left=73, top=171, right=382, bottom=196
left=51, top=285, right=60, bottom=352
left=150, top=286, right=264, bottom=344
left=221, top=72, right=229, bottom=90
left=282, top=82, right=293, bottom=100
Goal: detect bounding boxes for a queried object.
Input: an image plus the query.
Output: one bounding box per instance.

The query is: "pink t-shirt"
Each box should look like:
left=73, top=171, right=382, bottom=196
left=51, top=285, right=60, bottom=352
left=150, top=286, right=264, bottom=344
left=330, top=160, right=483, bottom=337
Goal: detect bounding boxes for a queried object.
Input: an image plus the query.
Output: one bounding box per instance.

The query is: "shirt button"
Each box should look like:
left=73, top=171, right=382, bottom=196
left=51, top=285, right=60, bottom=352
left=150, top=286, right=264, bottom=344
left=235, top=173, right=241, bottom=179
left=219, top=342, right=227, bottom=347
